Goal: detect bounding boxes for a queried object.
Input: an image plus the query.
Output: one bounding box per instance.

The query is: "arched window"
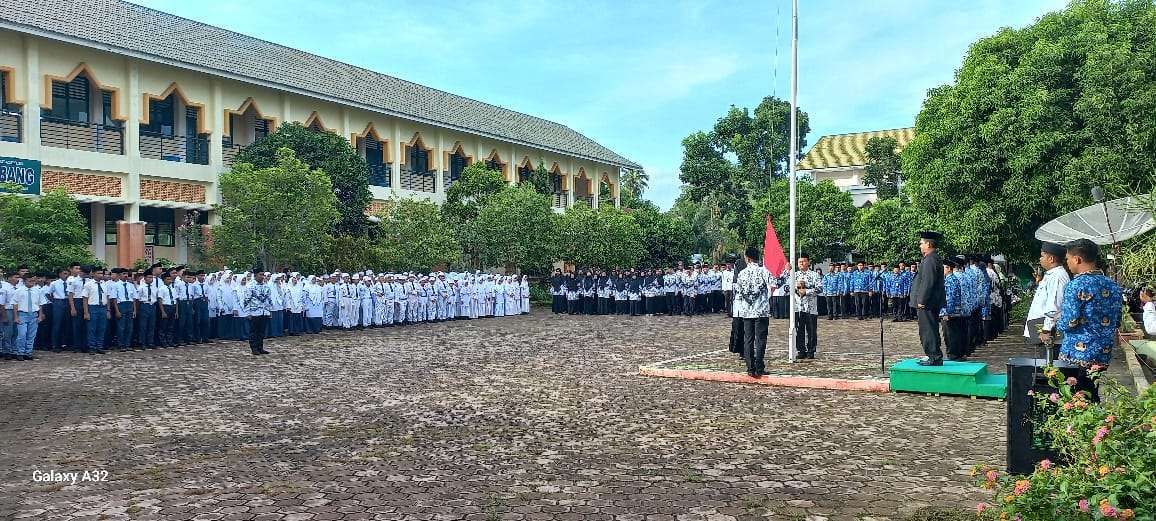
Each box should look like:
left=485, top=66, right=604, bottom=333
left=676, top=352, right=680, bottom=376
left=517, top=163, right=533, bottom=184
left=43, top=67, right=123, bottom=154
left=449, top=150, right=468, bottom=184
left=409, top=143, right=429, bottom=173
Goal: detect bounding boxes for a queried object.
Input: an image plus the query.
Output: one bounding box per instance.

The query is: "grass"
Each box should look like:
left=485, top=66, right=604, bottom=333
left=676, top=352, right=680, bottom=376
left=900, top=507, right=976, bottom=521
left=684, top=471, right=705, bottom=483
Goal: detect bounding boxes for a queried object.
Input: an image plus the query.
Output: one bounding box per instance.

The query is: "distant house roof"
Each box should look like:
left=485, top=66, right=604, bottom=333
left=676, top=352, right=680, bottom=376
left=0, top=0, right=640, bottom=169
left=798, top=127, right=914, bottom=171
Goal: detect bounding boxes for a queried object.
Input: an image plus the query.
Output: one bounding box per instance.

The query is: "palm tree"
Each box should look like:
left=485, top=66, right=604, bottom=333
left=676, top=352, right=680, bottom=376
left=620, top=168, right=649, bottom=198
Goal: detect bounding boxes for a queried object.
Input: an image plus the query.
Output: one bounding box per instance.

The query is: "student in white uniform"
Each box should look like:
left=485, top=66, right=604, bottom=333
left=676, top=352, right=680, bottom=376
left=12, top=274, right=47, bottom=360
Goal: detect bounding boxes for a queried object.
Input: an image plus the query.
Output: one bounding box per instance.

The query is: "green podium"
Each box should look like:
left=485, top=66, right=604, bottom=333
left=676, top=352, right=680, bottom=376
left=889, top=359, right=1007, bottom=398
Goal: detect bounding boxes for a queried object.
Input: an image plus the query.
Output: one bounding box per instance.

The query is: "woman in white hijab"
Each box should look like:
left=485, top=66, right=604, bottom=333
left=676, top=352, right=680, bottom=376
left=304, top=276, right=325, bottom=334
left=520, top=275, right=531, bottom=314
left=286, top=274, right=306, bottom=335
left=504, top=276, right=518, bottom=317
left=234, top=273, right=250, bottom=340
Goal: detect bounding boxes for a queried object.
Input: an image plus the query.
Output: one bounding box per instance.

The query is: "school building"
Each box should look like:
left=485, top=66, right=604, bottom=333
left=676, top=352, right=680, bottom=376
left=797, top=127, right=914, bottom=207
left=0, top=0, right=638, bottom=268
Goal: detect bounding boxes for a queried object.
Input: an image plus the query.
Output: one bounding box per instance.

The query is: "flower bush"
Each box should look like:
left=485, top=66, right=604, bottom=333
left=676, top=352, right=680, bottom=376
left=973, top=366, right=1155, bottom=520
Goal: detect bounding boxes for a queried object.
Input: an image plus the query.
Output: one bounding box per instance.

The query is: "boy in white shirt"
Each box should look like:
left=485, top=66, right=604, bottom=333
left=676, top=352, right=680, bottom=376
left=81, top=267, right=112, bottom=354
left=12, top=274, right=47, bottom=360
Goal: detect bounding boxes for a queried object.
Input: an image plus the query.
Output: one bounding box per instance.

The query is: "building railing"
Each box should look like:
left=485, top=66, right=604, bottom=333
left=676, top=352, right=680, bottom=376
left=552, top=191, right=569, bottom=209
left=0, top=109, right=21, bottom=143
left=222, top=142, right=244, bottom=167
left=41, top=117, right=124, bottom=154
left=401, top=167, right=435, bottom=192
left=140, top=131, right=209, bottom=164
left=575, top=194, right=594, bottom=207
left=368, top=163, right=391, bottom=187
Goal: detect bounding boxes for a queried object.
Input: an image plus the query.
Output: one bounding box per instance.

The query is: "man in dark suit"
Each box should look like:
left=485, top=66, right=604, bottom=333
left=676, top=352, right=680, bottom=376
left=910, top=231, right=947, bottom=366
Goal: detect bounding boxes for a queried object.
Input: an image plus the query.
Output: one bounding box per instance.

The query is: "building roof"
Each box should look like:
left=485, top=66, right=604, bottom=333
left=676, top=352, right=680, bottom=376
left=0, top=0, right=640, bottom=169
left=797, top=127, right=914, bottom=171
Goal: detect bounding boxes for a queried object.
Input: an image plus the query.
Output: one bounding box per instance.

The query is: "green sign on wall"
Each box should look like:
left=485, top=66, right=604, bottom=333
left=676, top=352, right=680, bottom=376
left=0, top=156, right=41, bottom=195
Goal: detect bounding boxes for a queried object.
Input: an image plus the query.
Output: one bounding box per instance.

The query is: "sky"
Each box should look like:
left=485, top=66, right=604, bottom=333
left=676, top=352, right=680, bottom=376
left=140, top=0, right=1068, bottom=210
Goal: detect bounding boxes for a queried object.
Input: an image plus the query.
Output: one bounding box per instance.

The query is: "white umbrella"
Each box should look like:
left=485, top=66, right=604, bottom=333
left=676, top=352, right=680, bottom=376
left=1034, top=196, right=1155, bottom=246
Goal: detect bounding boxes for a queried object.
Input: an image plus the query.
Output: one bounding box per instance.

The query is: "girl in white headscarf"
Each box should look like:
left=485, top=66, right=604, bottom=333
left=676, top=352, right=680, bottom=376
left=304, top=276, right=325, bottom=334
left=504, top=276, right=518, bottom=317
left=520, top=275, right=531, bottom=314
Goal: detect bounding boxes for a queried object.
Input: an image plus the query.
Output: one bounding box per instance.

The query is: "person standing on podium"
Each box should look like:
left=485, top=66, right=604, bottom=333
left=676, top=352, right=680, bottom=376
left=910, top=231, right=946, bottom=366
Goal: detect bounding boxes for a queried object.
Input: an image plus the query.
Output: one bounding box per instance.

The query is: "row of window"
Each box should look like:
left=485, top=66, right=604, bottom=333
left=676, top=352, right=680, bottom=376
left=77, top=204, right=206, bottom=247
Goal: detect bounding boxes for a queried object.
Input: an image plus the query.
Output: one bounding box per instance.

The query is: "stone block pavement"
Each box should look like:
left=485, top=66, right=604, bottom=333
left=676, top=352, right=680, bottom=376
left=0, top=311, right=1011, bottom=520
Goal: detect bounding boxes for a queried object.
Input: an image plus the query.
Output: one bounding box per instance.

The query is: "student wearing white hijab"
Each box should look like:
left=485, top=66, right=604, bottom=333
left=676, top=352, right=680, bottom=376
left=520, top=275, right=531, bottom=314
left=323, top=275, right=338, bottom=328
left=286, top=274, right=305, bottom=335
left=304, top=276, right=325, bottom=334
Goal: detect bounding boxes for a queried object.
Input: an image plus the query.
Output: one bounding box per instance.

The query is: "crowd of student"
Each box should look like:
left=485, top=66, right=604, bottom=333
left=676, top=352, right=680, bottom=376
left=548, top=265, right=733, bottom=316
left=0, top=263, right=531, bottom=359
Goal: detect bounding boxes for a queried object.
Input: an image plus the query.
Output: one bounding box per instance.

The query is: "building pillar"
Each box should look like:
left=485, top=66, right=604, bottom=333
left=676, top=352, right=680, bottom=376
left=116, top=221, right=145, bottom=269
left=22, top=35, right=41, bottom=152
left=509, top=146, right=517, bottom=185
left=391, top=119, right=402, bottom=192
left=614, top=166, right=622, bottom=208
left=90, top=202, right=105, bottom=262
left=175, top=209, right=188, bottom=263
left=566, top=160, right=575, bottom=209
left=208, top=80, right=224, bottom=207
left=340, top=107, right=350, bottom=144
left=281, top=93, right=291, bottom=125
left=592, top=173, right=600, bottom=209
left=434, top=131, right=444, bottom=195
left=124, top=60, right=142, bottom=222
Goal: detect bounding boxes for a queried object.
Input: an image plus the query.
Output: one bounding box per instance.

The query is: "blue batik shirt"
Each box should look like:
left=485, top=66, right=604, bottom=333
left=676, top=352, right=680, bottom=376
left=1057, top=271, right=1122, bottom=367
left=958, top=268, right=977, bottom=313
left=941, top=272, right=962, bottom=317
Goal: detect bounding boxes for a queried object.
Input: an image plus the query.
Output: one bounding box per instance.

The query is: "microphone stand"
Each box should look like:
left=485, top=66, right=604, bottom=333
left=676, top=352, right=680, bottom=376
left=874, top=270, right=886, bottom=373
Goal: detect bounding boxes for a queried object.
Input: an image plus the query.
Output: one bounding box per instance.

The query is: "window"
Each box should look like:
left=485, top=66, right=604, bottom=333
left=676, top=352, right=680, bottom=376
left=409, top=145, right=429, bottom=174
left=365, top=138, right=389, bottom=187
left=143, top=94, right=175, bottom=136
left=0, top=71, right=10, bottom=110
left=104, top=205, right=124, bottom=245
left=551, top=174, right=563, bottom=193
left=449, top=152, right=468, bottom=182
left=49, top=76, right=90, bottom=122
left=101, top=91, right=118, bottom=127
left=141, top=207, right=175, bottom=247
left=486, top=157, right=503, bottom=172
left=254, top=118, right=269, bottom=140
left=517, top=165, right=533, bottom=184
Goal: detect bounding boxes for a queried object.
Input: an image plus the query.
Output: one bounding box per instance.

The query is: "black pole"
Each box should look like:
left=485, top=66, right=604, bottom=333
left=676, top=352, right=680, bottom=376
left=879, top=287, right=885, bottom=373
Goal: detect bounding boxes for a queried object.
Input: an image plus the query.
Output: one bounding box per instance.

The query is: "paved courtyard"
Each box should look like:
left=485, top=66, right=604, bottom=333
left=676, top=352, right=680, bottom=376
left=0, top=311, right=1008, bottom=520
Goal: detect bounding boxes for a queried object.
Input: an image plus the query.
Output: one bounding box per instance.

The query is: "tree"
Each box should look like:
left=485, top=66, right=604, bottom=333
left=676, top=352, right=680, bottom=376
left=630, top=202, right=694, bottom=268
left=0, top=188, right=96, bottom=272
left=525, top=160, right=552, bottom=196
left=373, top=198, right=461, bottom=272
left=620, top=168, right=649, bottom=199
left=232, top=122, right=372, bottom=236
left=849, top=198, right=935, bottom=263
left=679, top=96, right=810, bottom=235
left=668, top=189, right=735, bottom=260
left=745, top=179, right=856, bottom=261
left=902, top=0, right=1156, bottom=261
left=863, top=136, right=902, bottom=201
left=443, top=162, right=507, bottom=224
left=212, top=148, right=340, bottom=271
left=467, top=185, right=556, bottom=274
left=555, top=204, right=645, bottom=269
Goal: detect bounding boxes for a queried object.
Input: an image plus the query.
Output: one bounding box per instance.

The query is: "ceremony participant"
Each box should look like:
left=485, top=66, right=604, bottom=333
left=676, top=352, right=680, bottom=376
left=110, top=268, right=137, bottom=350
left=681, top=267, right=697, bottom=316
left=735, top=247, right=771, bottom=377
left=1052, top=239, right=1122, bottom=367
left=852, top=262, right=870, bottom=320
left=356, top=275, right=373, bottom=328
left=287, top=274, right=306, bottom=334
left=12, top=274, right=47, bottom=360
left=193, top=271, right=211, bottom=343
left=81, top=267, right=112, bottom=355
left=823, top=265, right=840, bottom=321
left=1140, top=288, right=1156, bottom=337
left=727, top=257, right=746, bottom=356
left=47, top=270, right=71, bottom=351
left=520, top=275, right=531, bottom=314
left=770, top=269, right=786, bottom=320
left=550, top=269, right=565, bottom=314
left=910, top=231, right=946, bottom=366
left=217, top=273, right=240, bottom=341
left=136, top=272, right=159, bottom=349
left=304, top=276, right=325, bottom=333
left=792, top=254, right=823, bottom=359
left=157, top=271, right=179, bottom=347
left=721, top=263, right=734, bottom=315
left=504, top=276, right=518, bottom=317
left=941, top=259, right=967, bottom=361
left=243, top=271, right=273, bottom=355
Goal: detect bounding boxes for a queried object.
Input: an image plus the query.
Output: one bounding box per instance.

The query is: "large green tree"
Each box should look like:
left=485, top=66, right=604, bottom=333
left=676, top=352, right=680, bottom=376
left=0, top=188, right=96, bottom=272
left=212, top=148, right=340, bottom=271
left=863, top=136, right=902, bottom=201
left=443, top=162, right=507, bottom=268
left=373, top=198, right=461, bottom=272
left=629, top=201, right=695, bottom=268
left=849, top=198, right=935, bottom=263
left=679, top=96, right=810, bottom=237
left=902, top=0, right=1156, bottom=260
left=233, top=122, right=372, bottom=235
left=745, top=179, right=856, bottom=261
left=467, top=185, right=556, bottom=274
left=555, top=204, right=645, bottom=269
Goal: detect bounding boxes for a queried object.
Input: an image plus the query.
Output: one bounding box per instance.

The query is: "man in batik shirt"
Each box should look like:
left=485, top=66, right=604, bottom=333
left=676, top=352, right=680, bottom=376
left=1051, top=239, right=1123, bottom=368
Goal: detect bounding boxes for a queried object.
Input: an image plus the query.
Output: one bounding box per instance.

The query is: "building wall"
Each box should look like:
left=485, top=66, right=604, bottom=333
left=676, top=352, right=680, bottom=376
left=0, top=30, right=625, bottom=263
left=807, top=166, right=877, bottom=208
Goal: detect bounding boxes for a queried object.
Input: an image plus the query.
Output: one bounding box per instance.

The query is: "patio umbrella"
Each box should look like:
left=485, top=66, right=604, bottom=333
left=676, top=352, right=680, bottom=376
left=1034, top=196, right=1155, bottom=246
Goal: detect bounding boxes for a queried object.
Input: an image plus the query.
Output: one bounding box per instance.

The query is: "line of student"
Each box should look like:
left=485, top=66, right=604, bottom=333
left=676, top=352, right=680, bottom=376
left=0, top=264, right=532, bottom=360
left=549, top=264, right=734, bottom=316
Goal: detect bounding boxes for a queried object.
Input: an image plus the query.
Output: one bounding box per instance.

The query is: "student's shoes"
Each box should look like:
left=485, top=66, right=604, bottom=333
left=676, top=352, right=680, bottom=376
left=917, top=359, right=943, bottom=366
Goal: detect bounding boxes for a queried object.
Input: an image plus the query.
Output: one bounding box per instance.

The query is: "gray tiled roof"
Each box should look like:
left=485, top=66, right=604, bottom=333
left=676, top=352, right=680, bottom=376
left=0, top=0, right=640, bottom=169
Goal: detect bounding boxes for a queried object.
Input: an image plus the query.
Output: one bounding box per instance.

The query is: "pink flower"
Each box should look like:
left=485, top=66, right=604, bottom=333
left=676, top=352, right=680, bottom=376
left=1013, top=479, right=1030, bottom=496
left=985, top=469, right=998, bottom=482
left=1100, top=499, right=1118, bottom=518
left=1093, top=426, right=1110, bottom=445
left=1066, top=424, right=1074, bottom=435
left=1039, top=459, right=1053, bottom=470
left=1066, top=376, right=1078, bottom=385
left=1049, top=392, right=1060, bottom=403
left=1105, top=415, right=1116, bottom=425
left=1078, top=499, right=1090, bottom=512
left=1063, top=402, right=1074, bottom=410
left=976, top=503, right=987, bottom=513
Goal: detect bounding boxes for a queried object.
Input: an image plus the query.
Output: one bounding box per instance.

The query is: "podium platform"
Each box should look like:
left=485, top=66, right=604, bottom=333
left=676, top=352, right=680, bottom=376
left=889, top=359, right=1007, bottom=398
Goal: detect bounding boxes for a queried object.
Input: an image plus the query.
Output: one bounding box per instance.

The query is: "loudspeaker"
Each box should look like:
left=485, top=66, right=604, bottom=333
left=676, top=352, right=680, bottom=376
left=1006, top=358, right=1098, bottom=475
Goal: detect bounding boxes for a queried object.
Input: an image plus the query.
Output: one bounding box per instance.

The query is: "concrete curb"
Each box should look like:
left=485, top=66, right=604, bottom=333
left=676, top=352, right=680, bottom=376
left=1122, top=342, right=1151, bottom=395
left=639, top=366, right=890, bottom=393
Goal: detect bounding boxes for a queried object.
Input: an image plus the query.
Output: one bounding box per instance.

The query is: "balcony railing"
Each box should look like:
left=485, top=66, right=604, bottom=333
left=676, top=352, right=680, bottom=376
left=575, top=194, right=594, bottom=207
left=552, top=191, right=569, bottom=209
left=140, top=131, right=209, bottom=165
left=401, top=167, right=435, bottom=192
left=368, top=163, right=391, bottom=187
left=0, top=109, right=21, bottom=143
left=223, top=142, right=244, bottom=167
left=41, top=117, right=123, bottom=154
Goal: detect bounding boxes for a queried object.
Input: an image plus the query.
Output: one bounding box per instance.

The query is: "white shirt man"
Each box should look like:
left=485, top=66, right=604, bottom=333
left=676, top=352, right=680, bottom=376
left=1025, top=243, right=1071, bottom=343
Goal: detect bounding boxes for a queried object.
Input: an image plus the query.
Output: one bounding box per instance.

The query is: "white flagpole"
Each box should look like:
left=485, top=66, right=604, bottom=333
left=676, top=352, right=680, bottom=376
left=787, top=0, right=799, bottom=363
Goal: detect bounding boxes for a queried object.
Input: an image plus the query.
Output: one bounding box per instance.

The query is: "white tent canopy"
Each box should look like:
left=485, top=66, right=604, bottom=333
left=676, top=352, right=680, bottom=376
left=1034, top=196, right=1155, bottom=246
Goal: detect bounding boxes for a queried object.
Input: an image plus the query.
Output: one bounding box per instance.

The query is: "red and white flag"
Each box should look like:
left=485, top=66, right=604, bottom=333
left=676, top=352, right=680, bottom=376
left=763, top=215, right=788, bottom=275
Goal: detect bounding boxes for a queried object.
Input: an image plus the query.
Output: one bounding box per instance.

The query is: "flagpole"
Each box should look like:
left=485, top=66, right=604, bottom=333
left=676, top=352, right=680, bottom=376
left=787, top=0, right=799, bottom=363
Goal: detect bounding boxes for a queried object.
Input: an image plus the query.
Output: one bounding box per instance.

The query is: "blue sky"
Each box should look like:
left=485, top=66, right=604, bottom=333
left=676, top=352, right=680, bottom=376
left=141, top=0, right=1066, bottom=209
